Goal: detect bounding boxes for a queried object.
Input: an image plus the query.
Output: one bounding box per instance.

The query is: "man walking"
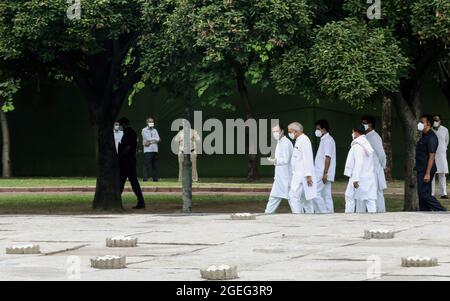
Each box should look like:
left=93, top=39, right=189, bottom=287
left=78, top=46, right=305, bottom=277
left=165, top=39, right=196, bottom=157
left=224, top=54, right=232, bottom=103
left=118, top=117, right=145, bottom=209
left=416, top=115, right=446, bottom=211
left=312, top=120, right=336, bottom=213
left=344, top=124, right=377, bottom=213
left=432, top=114, right=449, bottom=199
left=288, top=122, right=316, bottom=214
left=265, top=124, right=293, bottom=214
left=362, top=116, right=387, bottom=212
left=142, top=117, right=160, bottom=182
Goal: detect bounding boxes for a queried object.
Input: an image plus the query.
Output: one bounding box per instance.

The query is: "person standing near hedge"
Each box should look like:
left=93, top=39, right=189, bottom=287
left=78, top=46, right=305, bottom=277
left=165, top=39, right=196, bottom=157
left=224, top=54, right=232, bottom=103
left=142, top=117, right=160, bottom=182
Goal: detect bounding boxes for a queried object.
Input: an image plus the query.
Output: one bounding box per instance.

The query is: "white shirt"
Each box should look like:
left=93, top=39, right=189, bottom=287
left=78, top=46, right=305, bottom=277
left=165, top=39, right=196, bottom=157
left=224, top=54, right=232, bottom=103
left=270, top=136, right=293, bottom=199
left=142, top=127, right=160, bottom=153
left=433, top=125, right=449, bottom=174
left=291, top=133, right=316, bottom=200
left=113, top=130, right=123, bottom=154
left=314, top=132, right=336, bottom=182
left=344, top=135, right=377, bottom=200
left=366, top=130, right=387, bottom=189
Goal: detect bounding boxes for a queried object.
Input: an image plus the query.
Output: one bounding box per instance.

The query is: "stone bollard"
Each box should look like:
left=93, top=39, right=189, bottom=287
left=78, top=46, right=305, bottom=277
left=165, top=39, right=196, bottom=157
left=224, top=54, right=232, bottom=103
left=231, top=213, right=256, bottom=220
left=90, top=255, right=127, bottom=269
left=401, top=256, right=438, bottom=267
left=106, top=236, right=138, bottom=247
left=200, top=265, right=238, bottom=280
left=364, top=229, right=395, bottom=239
left=6, top=244, right=40, bottom=254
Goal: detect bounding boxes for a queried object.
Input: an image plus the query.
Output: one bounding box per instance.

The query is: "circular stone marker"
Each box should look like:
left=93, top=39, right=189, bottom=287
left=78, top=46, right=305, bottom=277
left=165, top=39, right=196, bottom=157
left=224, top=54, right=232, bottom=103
left=231, top=213, right=256, bottom=220
left=364, top=229, right=395, bottom=239
left=200, top=265, right=238, bottom=280
left=106, top=236, right=138, bottom=247
left=6, top=244, right=40, bottom=254
left=91, top=255, right=127, bottom=269
left=401, top=256, right=438, bottom=267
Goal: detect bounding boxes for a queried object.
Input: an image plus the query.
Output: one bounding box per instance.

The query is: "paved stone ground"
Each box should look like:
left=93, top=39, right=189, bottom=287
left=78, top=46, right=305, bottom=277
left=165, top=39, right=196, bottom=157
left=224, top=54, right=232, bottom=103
left=1, top=212, right=450, bottom=281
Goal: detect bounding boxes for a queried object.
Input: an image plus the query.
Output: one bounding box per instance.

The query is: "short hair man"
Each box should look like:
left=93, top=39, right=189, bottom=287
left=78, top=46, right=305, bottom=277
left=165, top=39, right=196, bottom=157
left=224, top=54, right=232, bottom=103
left=118, top=117, right=145, bottom=209
left=141, top=117, right=160, bottom=182
left=415, top=115, right=447, bottom=211
left=361, top=115, right=387, bottom=212
left=432, top=114, right=449, bottom=199
left=265, top=124, right=293, bottom=214
left=312, top=120, right=336, bottom=213
left=113, top=121, right=123, bottom=154
left=287, top=122, right=316, bottom=213
left=344, top=124, right=377, bottom=213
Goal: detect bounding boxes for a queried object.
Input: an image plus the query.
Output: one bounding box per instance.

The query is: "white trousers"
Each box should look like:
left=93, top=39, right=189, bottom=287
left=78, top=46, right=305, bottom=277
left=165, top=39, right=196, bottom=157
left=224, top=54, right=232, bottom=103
left=376, top=189, right=386, bottom=213
left=289, top=183, right=314, bottom=214
left=432, top=173, right=448, bottom=196
left=345, top=196, right=376, bottom=213
left=265, top=196, right=283, bottom=214
left=312, top=181, right=333, bottom=213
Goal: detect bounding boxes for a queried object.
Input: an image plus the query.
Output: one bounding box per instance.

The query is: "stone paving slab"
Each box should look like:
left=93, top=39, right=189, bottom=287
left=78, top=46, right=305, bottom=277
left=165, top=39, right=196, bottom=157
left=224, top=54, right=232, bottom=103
left=0, top=212, right=450, bottom=281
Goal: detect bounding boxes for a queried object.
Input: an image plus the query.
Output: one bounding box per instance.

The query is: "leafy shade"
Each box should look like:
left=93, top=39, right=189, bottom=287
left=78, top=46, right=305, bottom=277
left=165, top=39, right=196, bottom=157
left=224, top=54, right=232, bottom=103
left=0, top=77, right=20, bottom=112
left=309, top=19, right=409, bottom=108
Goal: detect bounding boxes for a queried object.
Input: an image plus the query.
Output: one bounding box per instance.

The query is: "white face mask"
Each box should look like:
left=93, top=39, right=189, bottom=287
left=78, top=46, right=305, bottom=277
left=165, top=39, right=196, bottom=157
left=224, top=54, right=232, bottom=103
left=114, top=125, right=120, bottom=131
left=148, top=122, right=154, bottom=128
left=417, top=122, right=425, bottom=131
left=288, top=132, right=296, bottom=140
left=272, top=131, right=281, bottom=141
left=352, top=133, right=356, bottom=140
left=315, top=129, right=323, bottom=138
left=433, top=121, right=440, bottom=128
left=363, top=124, right=369, bottom=131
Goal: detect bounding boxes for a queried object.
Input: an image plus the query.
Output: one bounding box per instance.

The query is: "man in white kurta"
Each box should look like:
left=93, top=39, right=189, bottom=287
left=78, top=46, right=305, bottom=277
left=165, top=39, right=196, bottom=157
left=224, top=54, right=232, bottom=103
left=362, top=116, right=387, bottom=212
left=288, top=122, right=317, bottom=214
left=344, top=125, right=377, bottom=213
left=265, top=125, right=293, bottom=213
left=312, top=120, right=336, bottom=213
left=432, top=115, right=449, bottom=199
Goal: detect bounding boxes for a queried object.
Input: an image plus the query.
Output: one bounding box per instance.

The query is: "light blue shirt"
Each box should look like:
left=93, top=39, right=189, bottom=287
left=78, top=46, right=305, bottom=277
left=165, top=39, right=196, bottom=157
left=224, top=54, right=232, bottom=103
left=141, top=127, right=160, bottom=153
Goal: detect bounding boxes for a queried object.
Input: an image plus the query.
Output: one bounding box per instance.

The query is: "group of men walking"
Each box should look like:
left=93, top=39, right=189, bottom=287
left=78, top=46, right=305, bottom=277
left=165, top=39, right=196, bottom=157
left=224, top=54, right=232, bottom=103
left=266, top=114, right=448, bottom=214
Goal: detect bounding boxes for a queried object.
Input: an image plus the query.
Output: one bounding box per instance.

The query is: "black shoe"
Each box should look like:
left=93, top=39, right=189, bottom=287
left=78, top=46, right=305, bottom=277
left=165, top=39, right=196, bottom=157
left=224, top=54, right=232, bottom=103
left=143, top=179, right=148, bottom=182
left=441, top=195, right=449, bottom=199
left=152, top=179, right=159, bottom=182
left=132, top=204, right=146, bottom=209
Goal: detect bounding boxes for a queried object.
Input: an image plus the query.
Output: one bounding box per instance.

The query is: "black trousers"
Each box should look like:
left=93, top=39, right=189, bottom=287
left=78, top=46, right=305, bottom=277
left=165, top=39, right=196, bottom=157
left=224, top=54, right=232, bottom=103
left=417, top=171, right=447, bottom=211
left=120, top=159, right=145, bottom=206
left=143, top=152, right=158, bottom=181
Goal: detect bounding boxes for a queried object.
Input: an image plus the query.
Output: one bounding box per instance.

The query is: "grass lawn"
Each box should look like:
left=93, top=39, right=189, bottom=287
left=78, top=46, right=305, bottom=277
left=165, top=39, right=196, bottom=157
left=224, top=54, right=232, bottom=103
left=0, top=177, right=410, bottom=190
left=0, top=194, right=440, bottom=215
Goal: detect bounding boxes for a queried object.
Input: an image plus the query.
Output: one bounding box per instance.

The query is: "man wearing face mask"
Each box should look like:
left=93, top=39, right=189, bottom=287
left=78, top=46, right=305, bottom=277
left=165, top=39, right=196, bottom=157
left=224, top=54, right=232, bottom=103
left=287, top=122, right=316, bottom=214
left=432, top=114, right=449, bottom=199
left=312, top=120, right=336, bottom=213
left=118, top=117, right=146, bottom=209
left=344, top=124, right=377, bottom=213
left=361, top=116, right=387, bottom=213
left=265, top=124, right=294, bottom=214
left=142, top=117, right=160, bottom=182
left=416, top=115, right=447, bottom=211
left=113, top=121, right=123, bottom=154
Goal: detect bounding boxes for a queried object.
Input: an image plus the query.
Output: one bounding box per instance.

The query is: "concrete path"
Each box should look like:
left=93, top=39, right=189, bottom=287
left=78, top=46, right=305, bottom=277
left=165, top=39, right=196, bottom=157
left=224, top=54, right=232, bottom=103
left=1, top=212, right=449, bottom=281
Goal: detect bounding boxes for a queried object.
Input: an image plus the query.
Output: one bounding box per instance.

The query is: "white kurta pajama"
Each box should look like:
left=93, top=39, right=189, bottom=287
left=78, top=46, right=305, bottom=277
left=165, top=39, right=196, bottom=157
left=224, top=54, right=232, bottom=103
left=344, top=135, right=377, bottom=213
left=265, top=136, right=293, bottom=213
left=289, top=134, right=317, bottom=214
left=312, top=133, right=336, bottom=213
left=432, top=125, right=449, bottom=197
left=366, top=130, right=387, bottom=212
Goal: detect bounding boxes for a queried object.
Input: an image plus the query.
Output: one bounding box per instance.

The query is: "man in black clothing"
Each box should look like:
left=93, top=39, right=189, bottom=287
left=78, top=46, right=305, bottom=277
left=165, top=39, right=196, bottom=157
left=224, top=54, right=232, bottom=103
left=415, top=114, right=447, bottom=211
left=117, top=117, right=146, bottom=209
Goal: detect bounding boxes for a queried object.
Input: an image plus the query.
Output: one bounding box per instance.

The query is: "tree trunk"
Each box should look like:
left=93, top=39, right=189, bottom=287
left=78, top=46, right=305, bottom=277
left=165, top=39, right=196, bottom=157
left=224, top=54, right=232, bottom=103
left=182, top=106, right=193, bottom=213
left=393, top=92, right=421, bottom=211
left=92, top=121, right=123, bottom=210
left=235, top=68, right=259, bottom=181
left=381, top=96, right=393, bottom=180
left=0, top=110, right=11, bottom=178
